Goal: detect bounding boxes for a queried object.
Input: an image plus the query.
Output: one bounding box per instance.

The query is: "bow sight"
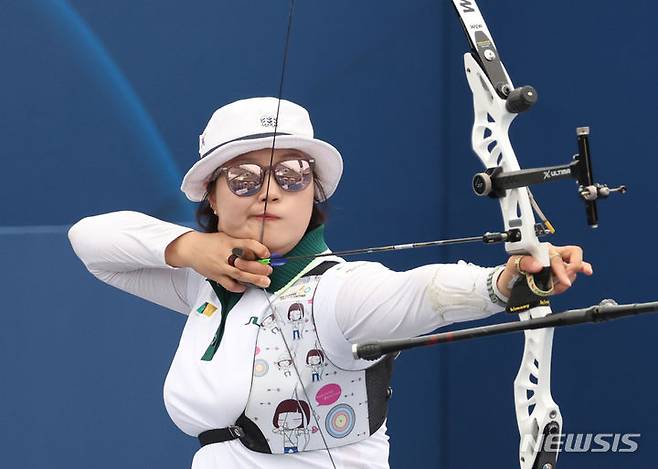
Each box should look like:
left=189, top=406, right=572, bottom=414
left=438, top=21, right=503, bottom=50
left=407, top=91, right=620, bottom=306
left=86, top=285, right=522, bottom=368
left=453, top=0, right=626, bottom=230
left=472, top=126, right=627, bottom=228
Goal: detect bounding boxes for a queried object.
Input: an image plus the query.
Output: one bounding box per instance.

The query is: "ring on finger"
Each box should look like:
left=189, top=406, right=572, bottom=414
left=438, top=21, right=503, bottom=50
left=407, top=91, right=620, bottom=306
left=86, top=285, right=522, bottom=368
left=227, top=253, right=238, bottom=267
left=514, top=256, right=528, bottom=275
left=549, top=252, right=561, bottom=259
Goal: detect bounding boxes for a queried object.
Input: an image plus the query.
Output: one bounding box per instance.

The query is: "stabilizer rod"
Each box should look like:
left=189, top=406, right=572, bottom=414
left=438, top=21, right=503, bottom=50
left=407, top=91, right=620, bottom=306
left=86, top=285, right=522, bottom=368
left=353, top=300, right=658, bottom=361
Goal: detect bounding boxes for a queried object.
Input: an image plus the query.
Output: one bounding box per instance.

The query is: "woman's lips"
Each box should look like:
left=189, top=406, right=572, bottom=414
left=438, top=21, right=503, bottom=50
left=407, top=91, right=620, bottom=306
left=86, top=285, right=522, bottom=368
left=252, top=214, right=281, bottom=220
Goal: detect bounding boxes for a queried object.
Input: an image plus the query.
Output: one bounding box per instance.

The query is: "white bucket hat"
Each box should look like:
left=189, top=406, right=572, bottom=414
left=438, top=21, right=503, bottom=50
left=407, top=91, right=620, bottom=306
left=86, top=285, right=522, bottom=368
left=180, top=97, right=343, bottom=202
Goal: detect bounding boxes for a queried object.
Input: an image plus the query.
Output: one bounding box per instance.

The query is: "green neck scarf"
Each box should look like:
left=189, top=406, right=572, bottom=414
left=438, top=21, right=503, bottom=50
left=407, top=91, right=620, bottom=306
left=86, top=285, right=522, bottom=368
left=201, top=224, right=329, bottom=361
left=266, top=224, right=329, bottom=292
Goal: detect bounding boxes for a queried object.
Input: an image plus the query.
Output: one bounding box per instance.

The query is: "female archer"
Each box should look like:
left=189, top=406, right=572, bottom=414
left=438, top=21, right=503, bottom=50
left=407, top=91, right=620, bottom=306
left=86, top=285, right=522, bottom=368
left=68, top=97, right=592, bottom=468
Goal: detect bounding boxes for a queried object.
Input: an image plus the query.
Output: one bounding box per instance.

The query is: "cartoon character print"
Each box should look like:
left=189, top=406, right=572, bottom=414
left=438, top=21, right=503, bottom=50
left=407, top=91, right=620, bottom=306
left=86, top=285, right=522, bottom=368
left=275, top=352, right=295, bottom=378
left=242, top=273, right=375, bottom=453
left=260, top=313, right=280, bottom=335
left=306, top=348, right=326, bottom=382
left=287, top=302, right=305, bottom=341
left=272, top=399, right=311, bottom=453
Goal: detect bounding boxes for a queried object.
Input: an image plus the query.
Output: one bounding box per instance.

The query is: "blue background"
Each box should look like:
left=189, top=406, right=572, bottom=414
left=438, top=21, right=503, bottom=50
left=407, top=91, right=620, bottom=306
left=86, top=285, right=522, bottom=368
left=1, top=1, right=656, bottom=468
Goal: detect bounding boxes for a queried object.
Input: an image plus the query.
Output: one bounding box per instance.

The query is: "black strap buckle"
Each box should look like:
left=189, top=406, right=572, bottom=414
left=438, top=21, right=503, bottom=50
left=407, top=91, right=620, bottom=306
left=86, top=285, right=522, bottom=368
left=228, top=425, right=244, bottom=438
left=198, top=425, right=245, bottom=447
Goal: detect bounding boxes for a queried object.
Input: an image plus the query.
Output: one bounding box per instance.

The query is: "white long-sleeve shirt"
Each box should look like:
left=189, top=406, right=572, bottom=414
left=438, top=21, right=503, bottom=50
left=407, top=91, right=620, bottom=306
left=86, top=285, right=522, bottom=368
left=68, top=210, right=505, bottom=468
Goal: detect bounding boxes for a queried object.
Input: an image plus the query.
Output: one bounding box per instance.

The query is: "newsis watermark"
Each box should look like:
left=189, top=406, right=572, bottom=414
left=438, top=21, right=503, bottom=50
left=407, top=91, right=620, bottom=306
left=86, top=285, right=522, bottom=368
left=521, top=433, right=640, bottom=454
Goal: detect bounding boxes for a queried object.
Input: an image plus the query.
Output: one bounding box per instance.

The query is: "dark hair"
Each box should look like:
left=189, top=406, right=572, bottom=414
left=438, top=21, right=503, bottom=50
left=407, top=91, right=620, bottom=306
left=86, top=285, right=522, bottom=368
left=306, top=349, right=324, bottom=364
left=272, top=399, right=311, bottom=429
left=287, top=302, right=304, bottom=320
left=195, top=171, right=329, bottom=234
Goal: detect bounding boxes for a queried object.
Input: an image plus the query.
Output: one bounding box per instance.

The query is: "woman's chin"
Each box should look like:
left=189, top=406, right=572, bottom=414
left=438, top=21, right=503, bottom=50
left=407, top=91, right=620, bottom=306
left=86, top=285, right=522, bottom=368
left=262, top=236, right=301, bottom=257
left=226, top=219, right=304, bottom=255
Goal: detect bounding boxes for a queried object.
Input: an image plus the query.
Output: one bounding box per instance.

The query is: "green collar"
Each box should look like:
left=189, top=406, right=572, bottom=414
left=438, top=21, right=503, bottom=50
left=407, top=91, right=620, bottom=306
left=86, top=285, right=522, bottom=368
left=267, top=224, right=329, bottom=292
left=202, top=224, right=329, bottom=362
left=206, top=223, right=329, bottom=299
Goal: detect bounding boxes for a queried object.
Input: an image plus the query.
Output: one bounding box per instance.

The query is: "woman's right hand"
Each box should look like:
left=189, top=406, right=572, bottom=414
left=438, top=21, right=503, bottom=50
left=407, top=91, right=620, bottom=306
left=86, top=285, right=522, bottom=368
left=165, top=231, right=272, bottom=293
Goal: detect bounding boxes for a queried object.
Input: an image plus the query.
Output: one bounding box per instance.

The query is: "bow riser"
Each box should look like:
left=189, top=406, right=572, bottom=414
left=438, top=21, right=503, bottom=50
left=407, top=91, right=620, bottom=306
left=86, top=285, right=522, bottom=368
left=463, top=47, right=562, bottom=469
left=464, top=54, right=546, bottom=262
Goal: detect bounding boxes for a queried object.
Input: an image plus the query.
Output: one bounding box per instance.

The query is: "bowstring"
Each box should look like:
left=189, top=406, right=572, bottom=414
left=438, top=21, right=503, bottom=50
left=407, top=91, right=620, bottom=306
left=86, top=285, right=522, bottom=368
left=258, top=1, right=337, bottom=466
left=261, top=291, right=337, bottom=466
left=259, top=0, right=295, bottom=245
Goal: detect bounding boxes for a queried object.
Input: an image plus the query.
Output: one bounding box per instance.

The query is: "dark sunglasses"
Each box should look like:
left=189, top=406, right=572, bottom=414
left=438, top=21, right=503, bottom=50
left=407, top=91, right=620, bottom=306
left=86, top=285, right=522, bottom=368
left=212, top=158, right=314, bottom=197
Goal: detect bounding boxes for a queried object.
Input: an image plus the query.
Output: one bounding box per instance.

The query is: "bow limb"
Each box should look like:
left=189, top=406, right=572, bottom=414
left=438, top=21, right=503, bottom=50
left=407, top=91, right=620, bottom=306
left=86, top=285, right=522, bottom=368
left=454, top=1, right=562, bottom=468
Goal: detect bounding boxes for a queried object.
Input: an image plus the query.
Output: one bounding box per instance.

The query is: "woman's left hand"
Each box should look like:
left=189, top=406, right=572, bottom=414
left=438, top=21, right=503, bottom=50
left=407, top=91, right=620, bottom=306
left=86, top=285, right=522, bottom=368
left=497, top=244, right=594, bottom=298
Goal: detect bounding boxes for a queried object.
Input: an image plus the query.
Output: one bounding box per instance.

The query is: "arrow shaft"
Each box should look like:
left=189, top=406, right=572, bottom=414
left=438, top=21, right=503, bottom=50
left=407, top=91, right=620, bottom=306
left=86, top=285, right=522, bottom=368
left=263, top=230, right=518, bottom=266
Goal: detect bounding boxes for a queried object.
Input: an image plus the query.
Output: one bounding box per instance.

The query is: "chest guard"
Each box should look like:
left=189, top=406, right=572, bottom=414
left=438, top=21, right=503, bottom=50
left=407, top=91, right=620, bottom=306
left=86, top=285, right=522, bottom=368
left=235, top=262, right=394, bottom=454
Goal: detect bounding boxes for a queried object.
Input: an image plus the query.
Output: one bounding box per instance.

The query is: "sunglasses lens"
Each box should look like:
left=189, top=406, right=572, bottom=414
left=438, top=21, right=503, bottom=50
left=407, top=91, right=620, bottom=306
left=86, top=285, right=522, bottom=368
left=274, top=159, right=313, bottom=192
left=222, top=159, right=313, bottom=197
left=226, top=164, right=263, bottom=196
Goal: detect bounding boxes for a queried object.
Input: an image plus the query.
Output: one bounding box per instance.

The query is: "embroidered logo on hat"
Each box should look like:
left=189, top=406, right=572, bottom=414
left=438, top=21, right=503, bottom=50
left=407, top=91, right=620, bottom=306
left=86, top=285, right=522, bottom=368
left=260, top=116, right=277, bottom=127
left=196, top=302, right=218, bottom=317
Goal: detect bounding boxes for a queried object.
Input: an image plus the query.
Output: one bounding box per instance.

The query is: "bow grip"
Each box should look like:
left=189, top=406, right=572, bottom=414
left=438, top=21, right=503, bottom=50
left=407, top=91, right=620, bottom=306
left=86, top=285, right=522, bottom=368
left=506, top=267, right=553, bottom=314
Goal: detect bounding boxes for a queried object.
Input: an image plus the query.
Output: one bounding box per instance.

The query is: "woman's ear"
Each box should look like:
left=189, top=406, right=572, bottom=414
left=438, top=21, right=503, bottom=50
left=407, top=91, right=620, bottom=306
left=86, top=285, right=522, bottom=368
left=208, top=193, right=217, bottom=215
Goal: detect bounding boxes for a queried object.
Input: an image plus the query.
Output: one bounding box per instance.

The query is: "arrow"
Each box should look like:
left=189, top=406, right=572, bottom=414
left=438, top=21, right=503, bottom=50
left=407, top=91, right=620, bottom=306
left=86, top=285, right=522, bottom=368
left=252, top=229, right=525, bottom=267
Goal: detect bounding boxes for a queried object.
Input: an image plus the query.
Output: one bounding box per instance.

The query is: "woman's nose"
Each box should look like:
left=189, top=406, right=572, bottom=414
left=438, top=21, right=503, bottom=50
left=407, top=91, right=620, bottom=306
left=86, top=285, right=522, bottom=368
left=258, top=170, right=281, bottom=202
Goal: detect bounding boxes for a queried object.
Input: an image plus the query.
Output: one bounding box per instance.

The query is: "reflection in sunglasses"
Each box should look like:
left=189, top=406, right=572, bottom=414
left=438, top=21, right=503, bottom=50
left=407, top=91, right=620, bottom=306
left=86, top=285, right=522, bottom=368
left=216, top=158, right=314, bottom=197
